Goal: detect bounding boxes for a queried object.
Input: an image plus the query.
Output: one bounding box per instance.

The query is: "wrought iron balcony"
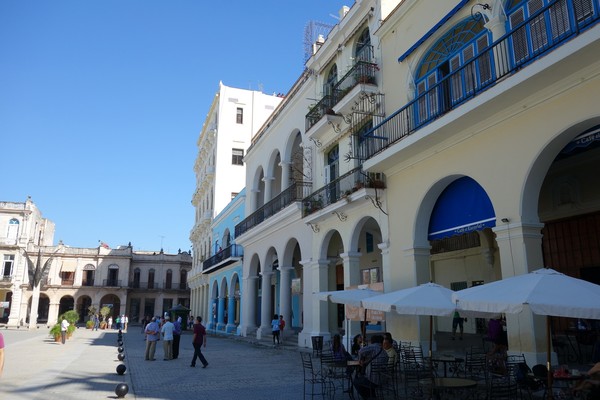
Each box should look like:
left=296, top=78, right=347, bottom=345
left=306, top=48, right=378, bottom=132
left=357, top=0, right=600, bottom=161
left=235, top=181, right=312, bottom=237
left=202, top=244, right=243, bottom=273
left=103, top=279, right=122, bottom=287
left=302, top=167, right=385, bottom=217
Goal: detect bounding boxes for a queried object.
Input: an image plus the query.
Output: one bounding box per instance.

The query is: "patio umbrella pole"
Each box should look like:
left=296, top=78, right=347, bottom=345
left=429, top=315, right=434, bottom=387
left=362, top=308, right=367, bottom=343
left=547, top=316, right=553, bottom=400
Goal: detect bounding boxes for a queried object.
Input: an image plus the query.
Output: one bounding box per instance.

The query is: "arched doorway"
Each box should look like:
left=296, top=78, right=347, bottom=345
left=77, top=295, right=92, bottom=323
left=100, top=294, right=121, bottom=320
left=59, top=295, right=75, bottom=317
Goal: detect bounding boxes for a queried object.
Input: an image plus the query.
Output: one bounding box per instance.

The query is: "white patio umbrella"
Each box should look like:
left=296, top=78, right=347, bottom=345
left=362, top=282, right=456, bottom=378
left=452, top=267, right=600, bottom=399
left=315, top=285, right=382, bottom=348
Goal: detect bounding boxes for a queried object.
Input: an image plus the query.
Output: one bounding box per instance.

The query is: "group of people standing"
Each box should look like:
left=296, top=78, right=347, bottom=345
left=143, top=314, right=208, bottom=369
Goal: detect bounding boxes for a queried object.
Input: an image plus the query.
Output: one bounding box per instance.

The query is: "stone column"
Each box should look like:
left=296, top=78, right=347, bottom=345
left=494, top=220, right=551, bottom=365
left=280, top=160, right=291, bottom=189
left=257, top=271, right=273, bottom=339
left=217, top=295, right=226, bottom=331
left=340, top=252, right=362, bottom=344
left=240, top=276, right=258, bottom=336
left=311, top=259, right=332, bottom=337
left=226, top=295, right=236, bottom=333
left=263, top=176, right=275, bottom=201
left=279, top=266, right=294, bottom=335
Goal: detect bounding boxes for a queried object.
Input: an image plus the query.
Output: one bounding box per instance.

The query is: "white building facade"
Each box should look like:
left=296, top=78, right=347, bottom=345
left=188, top=82, right=282, bottom=322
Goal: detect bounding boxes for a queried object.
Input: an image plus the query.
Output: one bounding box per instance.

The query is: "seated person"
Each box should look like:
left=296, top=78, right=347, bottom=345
left=351, top=334, right=364, bottom=357
left=331, top=333, right=352, bottom=361
left=573, top=362, right=600, bottom=396
left=354, top=335, right=389, bottom=399
left=487, top=317, right=508, bottom=356
left=382, top=336, right=398, bottom=367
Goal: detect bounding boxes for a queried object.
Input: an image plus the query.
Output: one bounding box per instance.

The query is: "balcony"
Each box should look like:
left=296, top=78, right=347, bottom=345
left=103, top=279, right=122, bottom=287
left=202, top=244, right=243, bottom=273
left=129, top=281, right=161, bottom=289
left=358, top=0, right=600, bottom=162
left=0, top=275, right=12, bottom=287
left=302, top=167, right=386, bottom=218
left=306, top=54, right=379, bottom=134
left=235, top=181, right=311, bottom=237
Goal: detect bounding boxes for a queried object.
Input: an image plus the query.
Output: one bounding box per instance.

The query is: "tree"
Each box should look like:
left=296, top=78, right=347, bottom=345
left=23, top=249, right=55, bottom=330
left=100, top=306, right=111, bottom=322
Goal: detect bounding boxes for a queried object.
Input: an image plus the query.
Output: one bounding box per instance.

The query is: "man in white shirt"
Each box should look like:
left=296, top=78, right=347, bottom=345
left=60, top=316, right=69, bottom=344
left=160, top=315, right=175, bottom=360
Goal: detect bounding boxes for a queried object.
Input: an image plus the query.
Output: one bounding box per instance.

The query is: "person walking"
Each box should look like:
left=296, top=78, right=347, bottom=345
left=451, top=310, right=465, bottom=340
left=172, top=316, right=182, bottom=359
left=107, top=316, right=113, bottom=330
left=144, top=317, right=160, bottom=361
left=161, top=316, right=174, bottom=360
left=60, top=316, right=69, bottom=344
left=278, top=315, right=286, bottom=344
left=123, top=315, right=129, bottom=331
left=271, top=314, right=280, bottom=345
left=93, top=314, right=99, bottom=331
left=190, top=316, right=208, bottom=368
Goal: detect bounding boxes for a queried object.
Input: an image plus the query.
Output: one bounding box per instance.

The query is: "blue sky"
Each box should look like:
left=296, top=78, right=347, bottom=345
left=1, top=1, right=349, bottom=253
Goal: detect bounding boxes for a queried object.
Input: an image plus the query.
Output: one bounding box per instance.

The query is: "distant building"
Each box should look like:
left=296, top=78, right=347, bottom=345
left=0, top=198, right=191, bottom=327
left=188, top=82, right=282, bottom=321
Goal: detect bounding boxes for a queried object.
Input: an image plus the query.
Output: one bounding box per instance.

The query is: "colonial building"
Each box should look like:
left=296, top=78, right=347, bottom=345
left=202, top=190, right=245, bottom=334
left=188, top=83, right=282, bottom=321
left=0, top=198, right=191, bottom=327
left=234, top=0, right=600, bottom=366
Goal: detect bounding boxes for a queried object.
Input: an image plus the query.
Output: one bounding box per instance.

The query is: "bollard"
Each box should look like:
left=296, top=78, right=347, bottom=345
left=116, top=364, right=126, bottom=375
left=115, top=383, right=129, bottom=398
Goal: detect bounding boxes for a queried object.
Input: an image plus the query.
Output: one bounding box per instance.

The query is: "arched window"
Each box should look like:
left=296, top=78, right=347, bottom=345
left=166, top=269, right=173, bottom=289
left=324, top=64, right=338, bottom=96
left=180, top=270, right=187, bottom=290
left=148, top=269, right=155, bottom=289
left=415, top=18, right=488, bottom=121
left=83, top=264, right=96, bottom=287
left=133, top=268, right=140, bottom=288
left=107, top=264, right=119, bottom=287
left=355, top=28, right=372, bottom=62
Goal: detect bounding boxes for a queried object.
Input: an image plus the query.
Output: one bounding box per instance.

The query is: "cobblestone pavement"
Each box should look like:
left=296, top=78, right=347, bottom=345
left=0, top=326, right=317, bottom=400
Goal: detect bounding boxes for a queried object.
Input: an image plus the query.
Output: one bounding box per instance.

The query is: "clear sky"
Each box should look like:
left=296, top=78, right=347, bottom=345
left=1, top=0, right=349, bottom=253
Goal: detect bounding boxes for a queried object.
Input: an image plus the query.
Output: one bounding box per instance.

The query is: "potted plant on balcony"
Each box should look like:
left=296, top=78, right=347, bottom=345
left=357, top=75, right=376, bottom=84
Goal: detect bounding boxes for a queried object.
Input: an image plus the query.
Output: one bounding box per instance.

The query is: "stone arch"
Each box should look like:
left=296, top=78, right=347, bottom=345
left=284, top=130, right=306, bottom=184
left=251, top=166, right=265, bottom=210
left=76, top=295, right=92, bottom=323
left=266, top=149, right=282, bottom=199
left=523, top=117, right=600, bottom=223
left=100, top=294, right=121, bottom=319
left=58, top=295, right=75, bottom=317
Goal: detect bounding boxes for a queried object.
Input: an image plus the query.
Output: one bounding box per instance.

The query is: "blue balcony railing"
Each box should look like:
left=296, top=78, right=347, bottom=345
left=357, top=0, right=600, bottom=161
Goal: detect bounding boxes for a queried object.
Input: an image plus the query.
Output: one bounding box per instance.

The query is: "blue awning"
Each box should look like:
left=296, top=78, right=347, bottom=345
left=560, top=125, right=600, bottom=155
left=428, top=177, right=496, bottom=241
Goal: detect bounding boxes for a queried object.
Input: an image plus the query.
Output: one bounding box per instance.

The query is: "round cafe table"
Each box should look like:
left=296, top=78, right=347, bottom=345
left=420, top=377, right=477, bottom=400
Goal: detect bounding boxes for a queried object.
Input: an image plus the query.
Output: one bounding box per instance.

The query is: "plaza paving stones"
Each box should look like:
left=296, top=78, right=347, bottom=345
left=1, top=326, right=315, bottom=400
